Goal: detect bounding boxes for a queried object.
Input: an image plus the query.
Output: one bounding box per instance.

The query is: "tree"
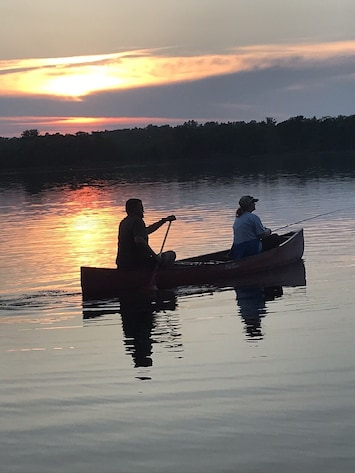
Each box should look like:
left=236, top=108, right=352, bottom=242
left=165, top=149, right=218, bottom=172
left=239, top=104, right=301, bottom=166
left=21, top=129, right=40, bottom=138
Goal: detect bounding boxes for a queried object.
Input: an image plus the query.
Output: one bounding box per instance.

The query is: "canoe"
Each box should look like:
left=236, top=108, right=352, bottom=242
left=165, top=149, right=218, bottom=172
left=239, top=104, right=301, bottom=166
left=82, top=259, right=306, bottom=319
left=80, top=228, right=304, bottom=300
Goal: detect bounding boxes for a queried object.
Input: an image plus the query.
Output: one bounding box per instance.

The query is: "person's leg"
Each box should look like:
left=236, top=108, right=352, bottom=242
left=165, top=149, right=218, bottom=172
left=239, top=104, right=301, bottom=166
left=231, top=240, right=261, bottom=260
left=161, top=250, right=176, bottom=267
left=262, top=234, right=280, bottom=251
left=243, top=240, right=262, bottom=257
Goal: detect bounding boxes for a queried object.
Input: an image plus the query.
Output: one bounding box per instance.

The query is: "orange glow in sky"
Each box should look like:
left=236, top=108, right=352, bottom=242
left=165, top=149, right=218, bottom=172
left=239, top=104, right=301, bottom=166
left=1, top=41, right=355, bottom=99
left=0, top=115, right=187, bottom=137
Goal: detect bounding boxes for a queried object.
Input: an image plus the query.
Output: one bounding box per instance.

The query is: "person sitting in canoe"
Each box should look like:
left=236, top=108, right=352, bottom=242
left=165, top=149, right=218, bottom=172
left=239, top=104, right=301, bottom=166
left=116, top=198, right=176, bottom=270
left=230, top=195, right=279, bottom=260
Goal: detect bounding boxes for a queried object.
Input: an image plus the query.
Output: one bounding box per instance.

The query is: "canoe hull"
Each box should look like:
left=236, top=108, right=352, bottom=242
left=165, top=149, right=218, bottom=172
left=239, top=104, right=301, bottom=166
left=81, top=229, right=304, bottom=299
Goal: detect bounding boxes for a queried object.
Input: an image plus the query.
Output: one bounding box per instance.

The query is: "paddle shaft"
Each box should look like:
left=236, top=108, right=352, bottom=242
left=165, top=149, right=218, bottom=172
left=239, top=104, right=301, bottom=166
left=147, top=220, right=173, bottom=291
left=159, top=220, right=172, bottom=254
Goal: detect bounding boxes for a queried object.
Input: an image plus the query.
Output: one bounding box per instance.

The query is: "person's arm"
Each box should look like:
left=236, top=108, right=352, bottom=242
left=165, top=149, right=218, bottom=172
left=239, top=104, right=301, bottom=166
left=134, top=235, right=161, bottom=262
left=254, top=214, right=271, bottom=239
left=146, top=215, right=176, bottom=235
left=258, top=228, right=272, bottom=239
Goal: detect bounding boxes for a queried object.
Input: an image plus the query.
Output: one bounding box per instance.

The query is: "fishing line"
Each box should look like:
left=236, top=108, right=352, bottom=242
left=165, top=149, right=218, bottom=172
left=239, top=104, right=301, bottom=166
left=274, top=206, right=353, bottom=231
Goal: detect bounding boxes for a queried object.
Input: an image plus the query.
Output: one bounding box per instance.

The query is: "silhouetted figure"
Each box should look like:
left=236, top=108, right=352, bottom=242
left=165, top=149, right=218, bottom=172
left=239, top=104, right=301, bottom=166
left=116, top=198, right=176, bottom=270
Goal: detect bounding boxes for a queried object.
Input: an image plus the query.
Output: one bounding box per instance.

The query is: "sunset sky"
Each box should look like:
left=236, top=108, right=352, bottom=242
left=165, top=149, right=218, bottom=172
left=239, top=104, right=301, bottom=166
left=1, top=0, right=355, bottom=137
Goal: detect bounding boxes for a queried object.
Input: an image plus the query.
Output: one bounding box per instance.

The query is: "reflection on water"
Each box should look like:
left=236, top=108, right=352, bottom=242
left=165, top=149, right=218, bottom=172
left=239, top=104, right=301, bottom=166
left=82, top=260, right=306, bottom=369
left=120, top=292, right=177, bottom=373
left=235, top=286, right=283, bottom=340
left=121, top=296, right=155, bottom=370
left=83, top=291, right=179, bottom=376
left=234, top=260, right=306, bottom=340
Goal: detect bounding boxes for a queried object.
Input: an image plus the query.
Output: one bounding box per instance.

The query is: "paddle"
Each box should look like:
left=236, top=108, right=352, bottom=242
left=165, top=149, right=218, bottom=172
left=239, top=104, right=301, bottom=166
left=159, top=220, right=172, bottom=254
left=148, top=218, right=174, bottom=291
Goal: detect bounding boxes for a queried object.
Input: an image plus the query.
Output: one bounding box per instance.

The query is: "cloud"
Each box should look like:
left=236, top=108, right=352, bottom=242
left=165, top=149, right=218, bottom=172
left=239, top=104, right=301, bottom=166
left=2, top=57, right=355, bottom=138
left=1, top=40, right=355, bottom=99
left=1, top=40, right=355, bottom=137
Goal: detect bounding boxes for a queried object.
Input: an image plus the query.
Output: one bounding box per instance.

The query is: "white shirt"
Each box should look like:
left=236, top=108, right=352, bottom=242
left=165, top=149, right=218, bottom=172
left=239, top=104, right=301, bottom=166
left=233, top=212, right=267, bottom=245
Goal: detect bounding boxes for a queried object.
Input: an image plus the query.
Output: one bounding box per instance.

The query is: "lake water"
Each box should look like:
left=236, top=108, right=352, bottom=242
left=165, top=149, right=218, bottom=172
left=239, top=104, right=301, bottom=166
left=0, top=166, right=355, bottom=473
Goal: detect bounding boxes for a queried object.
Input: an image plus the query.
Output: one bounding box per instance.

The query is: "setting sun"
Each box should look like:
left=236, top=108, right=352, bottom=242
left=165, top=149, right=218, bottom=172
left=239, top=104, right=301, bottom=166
left=41, top=68, right=125, bottom=98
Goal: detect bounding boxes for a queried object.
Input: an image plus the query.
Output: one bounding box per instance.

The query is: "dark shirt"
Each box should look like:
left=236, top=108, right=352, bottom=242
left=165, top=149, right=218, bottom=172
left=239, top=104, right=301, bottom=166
left=116, top=215, right=153, bottom=269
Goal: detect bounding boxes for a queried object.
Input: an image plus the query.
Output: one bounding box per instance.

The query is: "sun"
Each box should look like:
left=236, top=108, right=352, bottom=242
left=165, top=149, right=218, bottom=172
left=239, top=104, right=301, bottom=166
left=42, top=68, right=124, bottom=98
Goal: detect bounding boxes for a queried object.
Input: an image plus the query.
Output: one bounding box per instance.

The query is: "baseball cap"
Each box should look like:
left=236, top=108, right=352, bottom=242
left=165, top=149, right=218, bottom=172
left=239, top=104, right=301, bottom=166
left=239, top=195, right=259, bottom=208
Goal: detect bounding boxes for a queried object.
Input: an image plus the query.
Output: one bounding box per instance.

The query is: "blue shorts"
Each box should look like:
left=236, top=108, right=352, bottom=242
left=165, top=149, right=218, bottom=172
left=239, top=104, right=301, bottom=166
left=230, top=239, right=261, bottom=260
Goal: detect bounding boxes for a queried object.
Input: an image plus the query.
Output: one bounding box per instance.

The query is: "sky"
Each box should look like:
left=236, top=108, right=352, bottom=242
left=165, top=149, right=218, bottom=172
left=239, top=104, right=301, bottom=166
left=1, top=0, right=355, bottom=137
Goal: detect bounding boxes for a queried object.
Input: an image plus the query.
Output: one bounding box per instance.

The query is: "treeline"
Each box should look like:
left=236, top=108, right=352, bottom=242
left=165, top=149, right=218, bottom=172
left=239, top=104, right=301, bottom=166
left=1, top=115, right=355, bottom=171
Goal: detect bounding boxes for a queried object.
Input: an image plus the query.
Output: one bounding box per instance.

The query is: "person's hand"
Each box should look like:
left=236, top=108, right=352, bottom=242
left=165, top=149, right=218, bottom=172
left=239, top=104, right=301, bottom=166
left=164, top=215, right=176, bottom=222
left=154, top=253, right=162, bottom=264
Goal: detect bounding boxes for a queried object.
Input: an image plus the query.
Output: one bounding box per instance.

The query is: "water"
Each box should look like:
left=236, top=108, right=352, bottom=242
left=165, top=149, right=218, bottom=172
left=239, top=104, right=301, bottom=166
left=0, top=167, right=355, bottom=473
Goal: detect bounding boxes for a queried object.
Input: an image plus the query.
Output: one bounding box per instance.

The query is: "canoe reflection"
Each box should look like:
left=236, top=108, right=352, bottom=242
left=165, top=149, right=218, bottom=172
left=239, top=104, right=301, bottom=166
left=83, top=261, right=306, bottom=364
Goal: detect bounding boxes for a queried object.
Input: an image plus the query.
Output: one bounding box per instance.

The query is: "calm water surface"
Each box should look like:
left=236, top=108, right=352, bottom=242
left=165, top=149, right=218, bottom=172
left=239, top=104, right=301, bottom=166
left=0, top=168, right=355, bottom=473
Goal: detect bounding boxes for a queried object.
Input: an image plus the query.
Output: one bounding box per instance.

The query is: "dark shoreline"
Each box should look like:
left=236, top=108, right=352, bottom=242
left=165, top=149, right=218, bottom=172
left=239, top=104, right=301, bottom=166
left=1, top=116, right=355, bottom=173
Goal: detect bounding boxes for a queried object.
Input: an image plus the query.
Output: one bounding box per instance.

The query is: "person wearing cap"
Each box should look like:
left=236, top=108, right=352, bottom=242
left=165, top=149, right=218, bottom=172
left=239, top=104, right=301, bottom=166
left=230, top=195, right=272, bottom=260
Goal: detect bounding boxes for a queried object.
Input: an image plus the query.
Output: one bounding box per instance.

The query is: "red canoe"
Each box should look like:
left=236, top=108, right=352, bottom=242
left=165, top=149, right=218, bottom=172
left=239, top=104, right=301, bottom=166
left=80, top=229, right=304, bottom=299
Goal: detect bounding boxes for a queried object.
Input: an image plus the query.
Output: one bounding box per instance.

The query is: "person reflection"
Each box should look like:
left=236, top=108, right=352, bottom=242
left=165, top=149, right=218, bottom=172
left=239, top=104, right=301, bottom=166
left=235, top=286, right=283, bottom=340
left=119, top=291, right=177, bottom=368
left=120, top=293, right=155, bottom=367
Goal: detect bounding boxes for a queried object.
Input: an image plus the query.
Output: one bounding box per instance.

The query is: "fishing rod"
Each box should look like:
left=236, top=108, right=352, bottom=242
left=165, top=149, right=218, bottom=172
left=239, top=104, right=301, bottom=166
left=274, top=207, right=349, bottom=232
